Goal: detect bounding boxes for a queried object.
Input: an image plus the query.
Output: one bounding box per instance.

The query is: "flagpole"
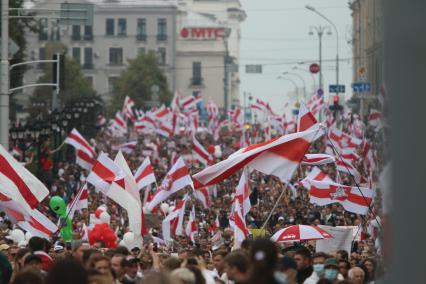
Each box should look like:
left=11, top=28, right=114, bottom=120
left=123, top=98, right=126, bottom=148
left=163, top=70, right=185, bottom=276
left=58, top=182, right=87, bottom=232
left=260, top=180, right=290, bottom=230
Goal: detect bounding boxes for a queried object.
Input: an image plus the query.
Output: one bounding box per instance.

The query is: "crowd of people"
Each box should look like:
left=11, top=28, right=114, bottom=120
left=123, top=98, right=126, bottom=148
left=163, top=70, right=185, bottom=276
left=1, top=106, right=385, bottom=284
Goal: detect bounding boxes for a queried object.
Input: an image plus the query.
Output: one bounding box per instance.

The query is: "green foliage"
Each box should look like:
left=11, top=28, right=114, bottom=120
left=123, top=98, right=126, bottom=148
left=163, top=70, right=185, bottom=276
left=109, top=51, right=171, bottom=113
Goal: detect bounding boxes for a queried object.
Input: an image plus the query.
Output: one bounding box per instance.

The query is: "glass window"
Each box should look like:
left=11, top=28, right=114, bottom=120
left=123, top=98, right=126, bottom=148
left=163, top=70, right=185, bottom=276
left=157, top=18, right=167, bottom=40
left=109, top=48, right=123, bottom=65
left=84, top=47, right=93, bottom=68
left=38, top=18, right=48, bottom=41
left=72, top=25, right=81, bottom=40
left=157, top=48, right=166, bottom=65
left=192, top=61, right=202, bottom=85
left=50, top=20, right=60, bottom=41
left=72, top=47, right=81, bottom=64
left=84, top=25, right=93, bottom=40
left=118, top=18, right=127, bottom=36
left=106, top=18, right=114, bottom=36
left=137, top=18, right=147, bottom=40
left=38, top=47, right=46, bottom=68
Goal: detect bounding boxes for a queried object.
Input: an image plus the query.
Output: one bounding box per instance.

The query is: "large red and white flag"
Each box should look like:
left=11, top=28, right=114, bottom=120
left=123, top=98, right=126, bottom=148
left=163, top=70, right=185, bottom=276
left=192, top=136, right=213, bottom=166
left=64, top=129, right=97, bottom=170
left=0, top=145, right=50, bottom=212
left=147, top=157, right=193, bottom=211
left=297, top=104, right=318, bottom=132
left=309, top=180, right=374, bottom=215
left=112, top=112, right=127, bottom=133
left=86, top=152, right=126, bottom=192
left=302, top=154, right=335, bottom=166
left=112, top=141, right=137, bottom=154
left=185, top=205, right=198, bottom=243
left=153, top=105, right=171, bottom=120
left=298, top=166, right=333, bottom=189
left=193, top=187, right=210, bottom=208
left=233, top=200, right=249, bottom=245
left=368, top=109, right=383, bottom=130
left=235, top=168, right=251, bottom=216
left=67, top=184, right=88, bottom=220
left=162, top=196, right=188, bottom=241
left=76, top=150, right=95, bottom=171
left=134, top=157, right=156, bottom=191
left=335, top=158, right=362, bottom=183
left=122, top=96, right=136, bottom=121
left=156, top=121, right=173, bottom=138
left=193, top=129, right=317, bottom=187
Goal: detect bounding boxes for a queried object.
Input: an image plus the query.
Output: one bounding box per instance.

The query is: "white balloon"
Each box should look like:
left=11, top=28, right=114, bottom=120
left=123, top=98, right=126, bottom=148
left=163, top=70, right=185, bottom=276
left=25, top=232, right=32, bottom=241
left=118, top=240, right=126, bottom=247
left=99, top=212, right=110, bottom=224
left=214, top=145, right=222, bottom=158
left=160, top=203, right=169, bottom=214
left=168, top=206, right=175, bottom=213
left=18, top=240, right=27, bottom=247
left=98, top=204, right=107, bottom=211
left=123, top=232, right=135, bottom=245
left=143, top=206, right=150, bottom=214
left=11, top=229, right=25, bottom=244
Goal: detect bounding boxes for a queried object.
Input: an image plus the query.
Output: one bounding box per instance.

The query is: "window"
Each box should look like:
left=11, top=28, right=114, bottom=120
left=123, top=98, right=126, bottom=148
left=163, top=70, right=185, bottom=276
left=83, top=47, right=93, bottom=69
left=192, top=62, right=202, bottom=85
left=157, top=48, right=166, bottom=65
left=50, top=20, right=60, bottom=41
left=109, top=48, right=123, bottom=65
left=108, top=77, right=118, bottom=93
left=84, top=25, right=93, bottom=40
left=137, top=47, right=146, bottom=56
left=137, top=18, right=147, bottom=41
left=157, top=18, right=167, bottom=41
left=118, top=18, right=127, bottom=36
left=106, top=19, right=114, bottom=36
left=38, top=47, right=46, bottom=68
left=38, top=18, right=48, bottom=41
left=72, top=47, right=81, bottom=64
left=72, top=25, right=81, bottom=40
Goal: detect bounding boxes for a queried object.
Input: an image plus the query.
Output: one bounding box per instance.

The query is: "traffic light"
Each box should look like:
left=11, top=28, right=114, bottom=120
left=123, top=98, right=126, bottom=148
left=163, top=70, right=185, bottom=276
left=329, top=95, right=343, bottom=112
left=52, top=54, right=65, bottom=91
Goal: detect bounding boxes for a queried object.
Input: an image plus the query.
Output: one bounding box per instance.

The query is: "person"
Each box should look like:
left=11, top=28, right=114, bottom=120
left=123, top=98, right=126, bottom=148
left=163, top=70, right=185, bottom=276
left=28, top=237, right=52, bottom=272
left=223, top=251, right=249, bottom=284
left=312, top=252, right=328, bottom=279
left=12, top=268, right=44, bottom=284
left=338, top=260, right=350, bottom=279
left=322, top=258, right=339, bottom=283
left=72, top=241, right=90, bottom=262
left=212, top=251, right=227, bottom=281
left=45, top=257, right=88, bottom=284
left=276, top=256, right=298, bottom=284
left=246, top=239, right=279, bottom=284
left=348, top=267, right=365, bottom=284
left=186, top=265, right=207, bottom=284
left=293, top=247, right=315, bottom=284
left=335, top=250, right=348, bottom=262
left=170, top=268, right=196, bottom=284
left=23, top=255, right=43, bottom=275
left=362, top=258, right=376, bottom=283
left=87, top=254, right=114, bottom=282
left=121, top=256, right=142, bottom=284
left=111, top=254, right=125, bottom=281
left=0, top=251, right=12, bottom=284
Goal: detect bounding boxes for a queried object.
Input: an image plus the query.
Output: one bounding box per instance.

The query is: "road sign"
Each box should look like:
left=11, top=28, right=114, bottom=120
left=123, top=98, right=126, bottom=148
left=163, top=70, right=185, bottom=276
left=60, top=3, right=94, bottom=26
left=352, top=82, right=371, bottom=93
left=329, top=84, right=345, bottom=93
left=317, top=88, right=324, bottom=96
left=0, top=40, right=19, bottom=58
left=245, top=64, right=262, bottom=74
left=310, top=63, right=320, bottom=74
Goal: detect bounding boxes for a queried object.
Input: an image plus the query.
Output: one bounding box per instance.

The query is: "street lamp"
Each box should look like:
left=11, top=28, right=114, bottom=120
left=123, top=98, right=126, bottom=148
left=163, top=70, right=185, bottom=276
left=277, top=76, right=299, bottom=101
left=292, top=66, right=316, bottom=95
left=283, top=72, right=307, bottom=100
left=306, top=5, right=340, bottom=97
left=308, top=26, right=331, bottom=92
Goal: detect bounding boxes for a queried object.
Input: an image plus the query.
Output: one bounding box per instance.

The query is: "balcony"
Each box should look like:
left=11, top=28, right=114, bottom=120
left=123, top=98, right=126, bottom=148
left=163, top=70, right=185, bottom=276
left=136, top=34, right=147, bottom=41
left=157, top=34, right=167, bottom=41
left=190, top=77, right=203, bottom=86
left=71, top=34, right=81, bottom=41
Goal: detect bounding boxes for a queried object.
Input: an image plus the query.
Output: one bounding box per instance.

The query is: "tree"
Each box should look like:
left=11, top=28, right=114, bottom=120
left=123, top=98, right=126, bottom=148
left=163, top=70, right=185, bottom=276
left=29, top=43, right=96, bottom=116
left=110, top=51, right=172, bottom=113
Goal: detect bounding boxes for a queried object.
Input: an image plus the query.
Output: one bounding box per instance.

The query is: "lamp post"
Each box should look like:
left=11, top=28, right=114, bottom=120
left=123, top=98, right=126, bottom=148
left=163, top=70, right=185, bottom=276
left=292, top=66, right=316, bottom=95
left=277, top=76, right=300, bottom=102
left=308, top=25, right=331, bottom=92
left=306, top=5, right=340, bottom=98
left=282, top=72, right=307, bottom=100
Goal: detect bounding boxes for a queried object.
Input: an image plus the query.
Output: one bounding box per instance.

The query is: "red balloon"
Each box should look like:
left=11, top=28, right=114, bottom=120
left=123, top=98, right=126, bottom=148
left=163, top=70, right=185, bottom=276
left=208, top=145, right=215, bottom=154
left=95, top=208, right=105, bottom=219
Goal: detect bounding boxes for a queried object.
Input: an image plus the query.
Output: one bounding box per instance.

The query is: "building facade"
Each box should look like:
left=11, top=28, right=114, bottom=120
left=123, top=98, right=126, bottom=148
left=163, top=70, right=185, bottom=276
left=22, top=0, right=177, bottom=106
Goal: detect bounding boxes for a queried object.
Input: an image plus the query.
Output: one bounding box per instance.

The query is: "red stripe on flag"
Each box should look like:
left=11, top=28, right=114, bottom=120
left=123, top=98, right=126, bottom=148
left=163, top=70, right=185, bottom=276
left=29, top=216, right=53, bottom=236
left=299, top=112, right=317, bottom=132
left=68, top=133, right=96, bottom=156
left=0, top=155, right=39, bottom=209
left=92, top=162, right=116, bottom=184
left=135, top=165, right=154, bottom=183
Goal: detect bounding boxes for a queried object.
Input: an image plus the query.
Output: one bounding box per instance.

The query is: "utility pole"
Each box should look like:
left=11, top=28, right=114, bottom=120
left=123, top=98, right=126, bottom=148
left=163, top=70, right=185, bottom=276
left=1, top=0, right=10, bottom=148
left=309, top=25, right=331, bottom=92
left=223, top=40, right=229, bottom=116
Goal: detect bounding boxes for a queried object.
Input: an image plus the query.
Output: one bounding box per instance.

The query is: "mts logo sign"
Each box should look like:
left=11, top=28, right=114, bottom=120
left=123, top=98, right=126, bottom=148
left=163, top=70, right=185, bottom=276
left=180, top=27, right=226, bottom=40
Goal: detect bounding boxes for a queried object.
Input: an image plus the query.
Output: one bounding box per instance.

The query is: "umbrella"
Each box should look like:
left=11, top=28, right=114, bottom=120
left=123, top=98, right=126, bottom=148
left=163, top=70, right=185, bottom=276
left=271, top=225, right=333, bottom=242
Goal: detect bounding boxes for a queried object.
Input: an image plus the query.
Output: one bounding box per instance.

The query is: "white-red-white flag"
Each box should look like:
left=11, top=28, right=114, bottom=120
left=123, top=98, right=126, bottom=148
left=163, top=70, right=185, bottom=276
left=112, top=141, right=137, bottom=154
left=302, top=154, right=335, bottom=166
left=185, top=205, right=197, bottom=243
left=298, top=166, right=333, bottom=190
left=147, top=157, right=193, bottom=211
left=134, top=157, right=156, bottom=191
left=192, top=136, right=213, bottom=166
left=64, top=129, right=97, bottom=170
left=162, top=195, right=188, bottom=241
left=76, top=150, right=95, bottom=171
left=309, top=180, right=374, bottom=215
left=193, top=129, right=317, bottom=187
left=193, top=187, right=210, bottom=208
left=233, top=200, right=249, bottom=245
left=86, top=152, right=126, bottom=192
left=0, top=145, right=50, bottom=213
left=112, top=112, right=127, bottom=133
left=297, top=104, right=318, bottom=132
left=235, top=168, right=251, bottom=216
left=122, top=96, right=136, bottom=121
left=67, top=183, right=88, bottom=220
left=335, top=158, right=362, bottom=183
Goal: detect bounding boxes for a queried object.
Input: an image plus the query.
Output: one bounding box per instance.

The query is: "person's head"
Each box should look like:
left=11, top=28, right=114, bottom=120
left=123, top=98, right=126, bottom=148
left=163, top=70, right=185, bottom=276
left=212, top=250, right=227, bottom=274
left=87, top=255, right=111, bottom=275
left=162, top=257, right=181, bottom=272
left=348, top=266, right=365, bottom=284
left=338, top=260, right=350, bottom=278
left=28, top=237, right=45, bottom=253
left=362, top=258, right=376, bottom=276
left=0, top=252, right=12, bottom=284
left=170, top=268, right=195, bottom=284
left=312, top=252, right=327, bottom=276
left=336, top=250, right=349, bottom=262
left=82, top=249, right=101, bottom=266
left=45, top=258, right=88, bottom=284
left=223, top=251, right=249, bottom=282
left=323, top=258, right=339, bottom=282
left=111, top=254, right=125, bottom=278
left=23, top=254, right=42, bottom=272
left=72, top=241, right=90, bottom=262
left=121, top=256, right=139, bottom=279
left=186, top=265, right=206, bottom=284
left=294, top=247, right=312, bottom=271
left=12, top=268, right=43, bottom=284
left=249, top=239, right=278, bottom=277
left=277, top=256, right=297, bottom=284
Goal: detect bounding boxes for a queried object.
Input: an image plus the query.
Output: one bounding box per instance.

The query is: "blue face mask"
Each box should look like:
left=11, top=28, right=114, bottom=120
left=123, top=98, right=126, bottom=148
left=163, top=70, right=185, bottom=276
left=324, top=268, right=338, bottom=281
left=313, top=263, right=325, bottom=275
left=274, top=272, right=288, bottom=284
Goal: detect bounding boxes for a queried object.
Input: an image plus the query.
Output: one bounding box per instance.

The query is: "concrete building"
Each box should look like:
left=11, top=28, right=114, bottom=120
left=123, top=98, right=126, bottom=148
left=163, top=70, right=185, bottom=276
left=350, top=0, right=384, bottom=115
left=22, top=0, right=177, bottom=106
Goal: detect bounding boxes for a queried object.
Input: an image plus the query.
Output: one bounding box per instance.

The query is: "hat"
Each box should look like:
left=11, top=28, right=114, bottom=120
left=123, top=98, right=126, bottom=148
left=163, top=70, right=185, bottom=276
left=324, top=258, right=339, bottom=269
left=0, top=244, right=10, bottom=251
left=278, top=216, right=285, bottom=221
left=280, top=256, right=297, bottom=270
left=54, top=245, right=64, bottom=252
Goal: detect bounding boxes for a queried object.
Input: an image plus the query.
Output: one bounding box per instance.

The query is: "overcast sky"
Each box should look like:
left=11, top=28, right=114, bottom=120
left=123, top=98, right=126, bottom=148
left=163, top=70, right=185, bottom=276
left=239, top=0, right=353, bottom=114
